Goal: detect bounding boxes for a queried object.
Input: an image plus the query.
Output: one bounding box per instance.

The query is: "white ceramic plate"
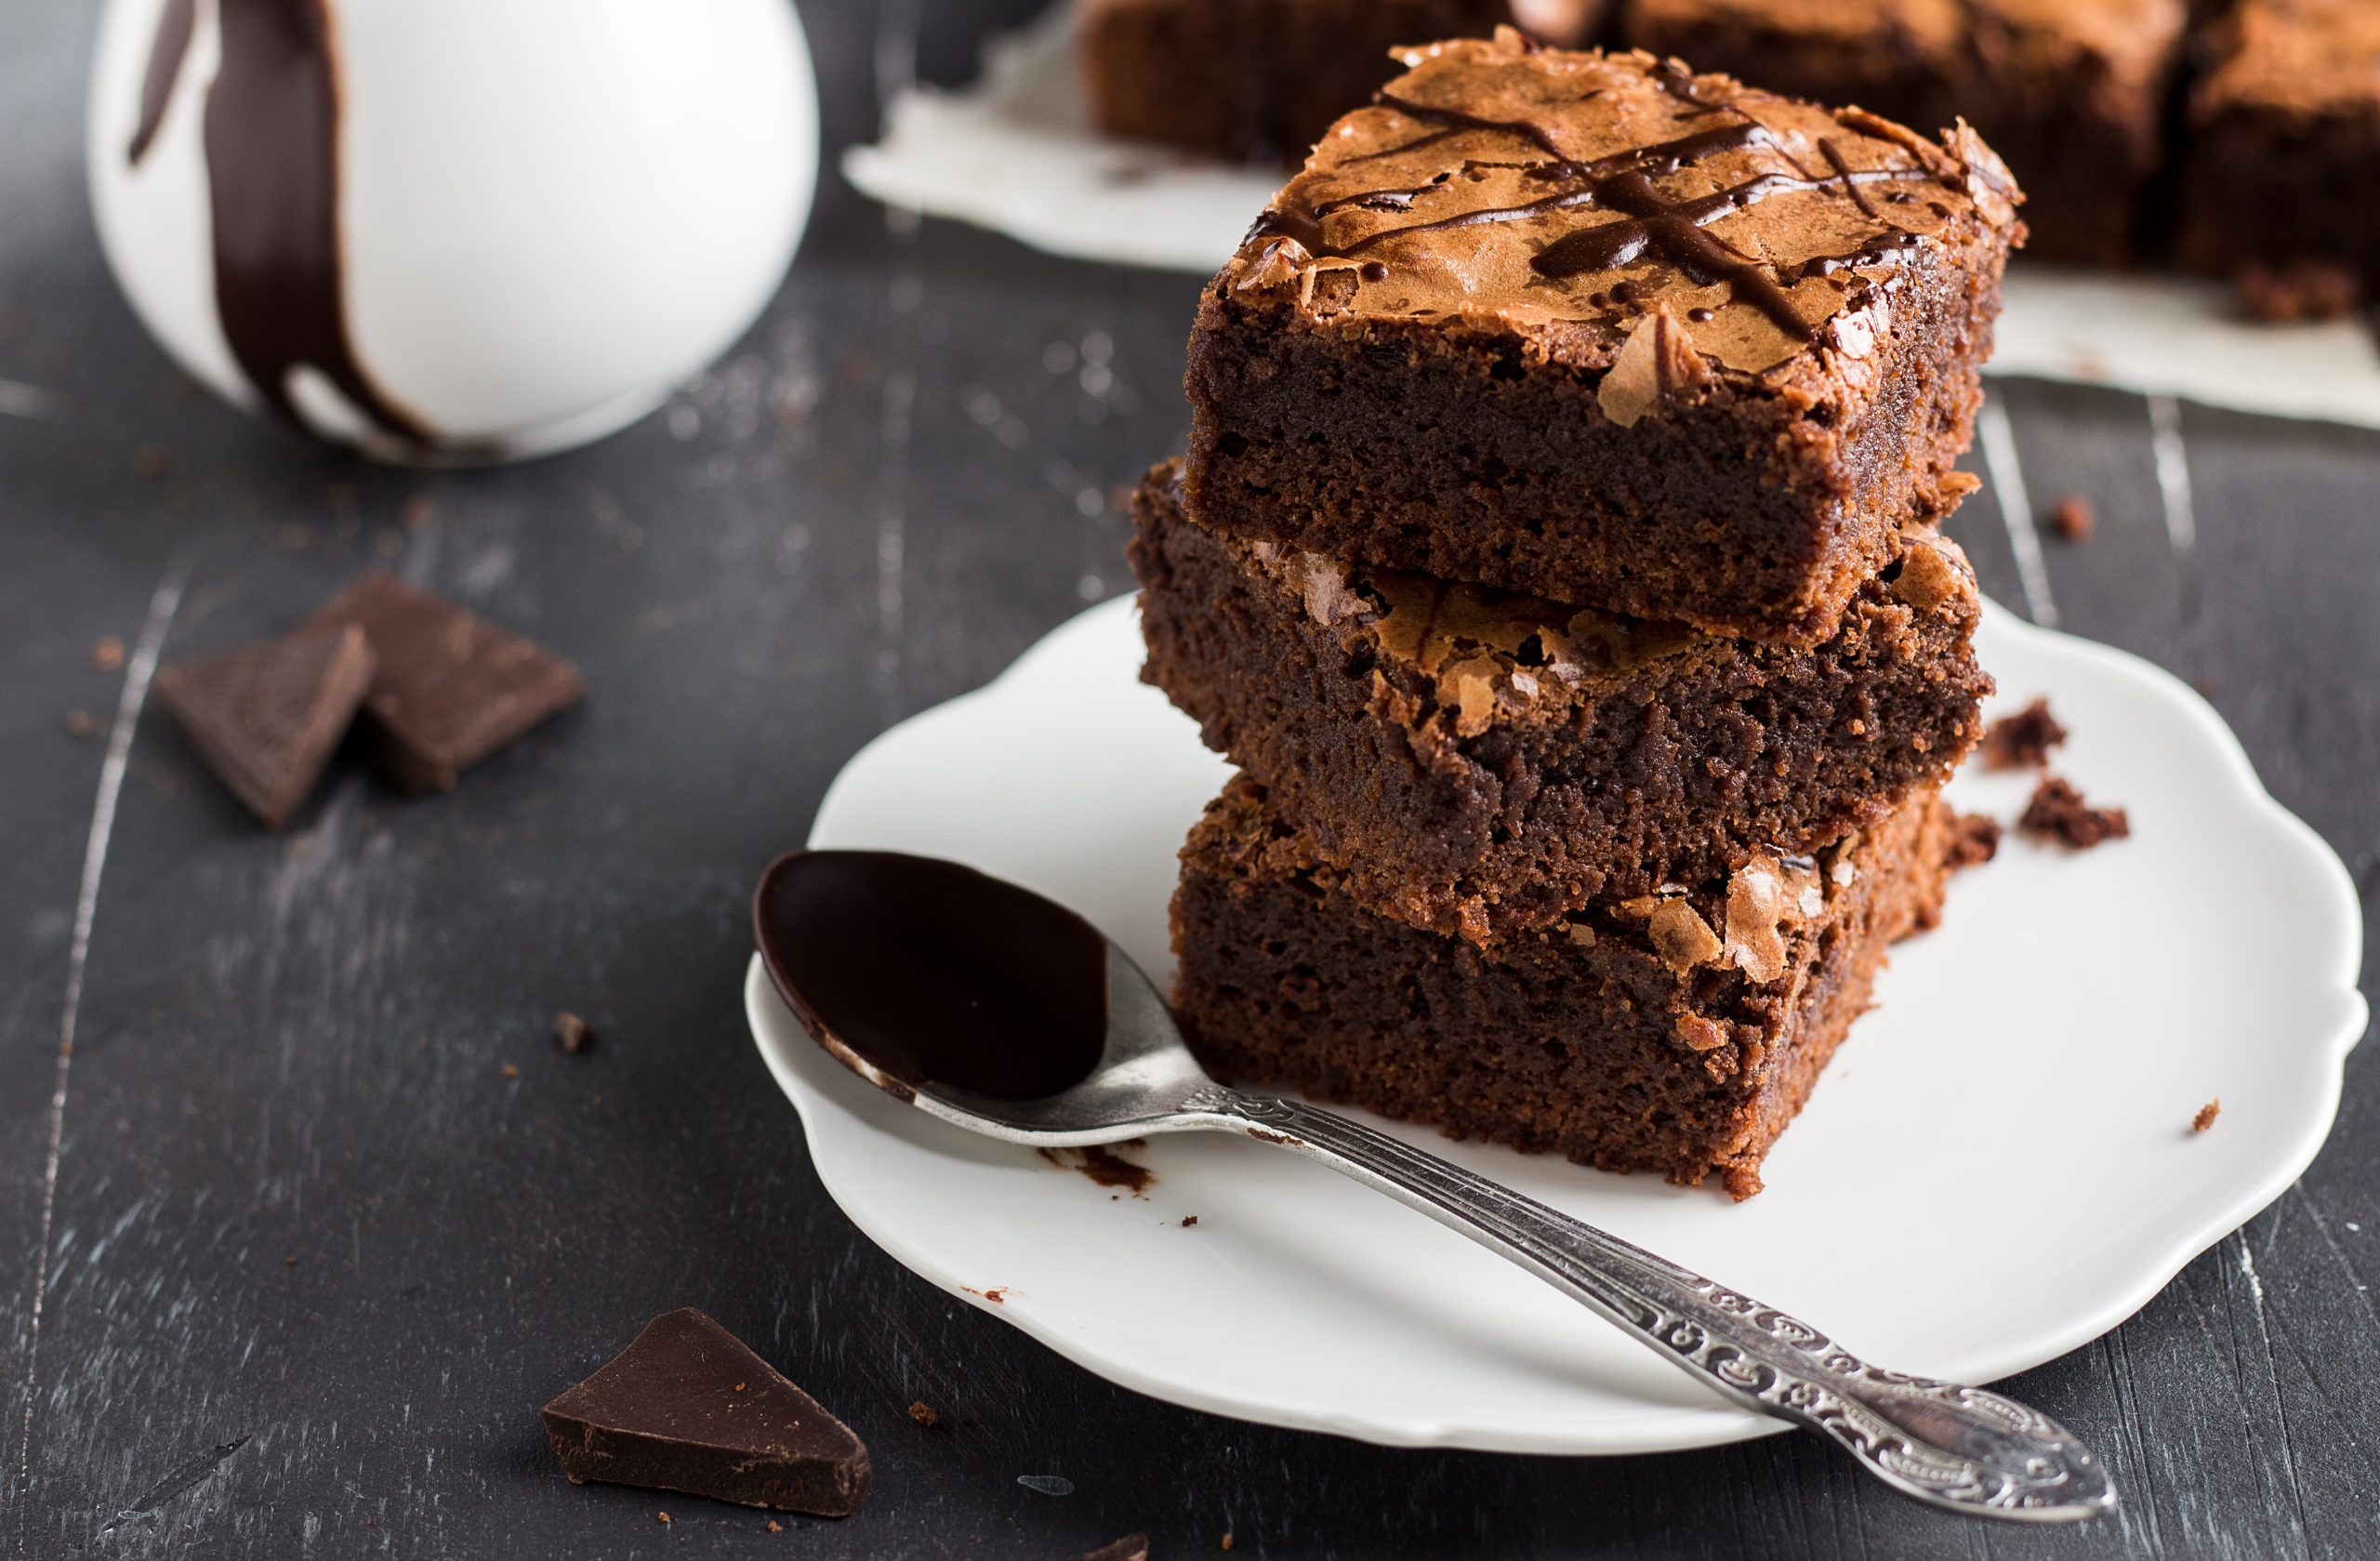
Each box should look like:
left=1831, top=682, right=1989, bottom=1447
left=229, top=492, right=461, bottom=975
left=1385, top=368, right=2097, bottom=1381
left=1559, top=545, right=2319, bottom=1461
left=845, top=2, right=2380, bottom=430
left=747, top=595, right=2366, bottom=1454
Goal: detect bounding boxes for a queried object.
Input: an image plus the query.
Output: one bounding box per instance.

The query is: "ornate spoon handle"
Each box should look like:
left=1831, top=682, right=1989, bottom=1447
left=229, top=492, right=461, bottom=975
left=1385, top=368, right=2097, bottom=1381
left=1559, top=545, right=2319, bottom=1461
left=1199, top=1089, right=2113, bottom=1522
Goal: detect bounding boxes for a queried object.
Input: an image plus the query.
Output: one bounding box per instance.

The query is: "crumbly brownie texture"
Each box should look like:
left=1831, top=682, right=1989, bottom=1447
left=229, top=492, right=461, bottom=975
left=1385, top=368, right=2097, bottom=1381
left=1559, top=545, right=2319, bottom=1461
left=1619, top=0, right=2183, bottom=267
left=2018, top=774, right=2130, bottom=849
left=2176, top=0, right=2380, bottom=296
left=1183, top=33, right=2020, bottom=643
left=1131, top=461, right=1990, bottom=939
left=1979, top=695, right=2066, bottom=769
left=1172, top=774, right=1963, bottom=1197
left=1080, top=0, right=1601, bottom=163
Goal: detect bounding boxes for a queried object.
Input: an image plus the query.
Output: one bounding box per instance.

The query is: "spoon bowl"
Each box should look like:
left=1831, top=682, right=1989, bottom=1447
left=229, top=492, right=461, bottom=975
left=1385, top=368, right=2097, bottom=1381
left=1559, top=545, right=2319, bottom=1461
left=754, top=848, right=2117, bottom=1524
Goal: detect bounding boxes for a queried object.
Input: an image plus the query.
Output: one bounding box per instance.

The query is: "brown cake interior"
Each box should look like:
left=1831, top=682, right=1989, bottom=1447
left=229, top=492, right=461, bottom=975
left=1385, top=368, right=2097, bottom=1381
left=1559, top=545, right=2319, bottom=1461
left=1133, top=459, right=1990, bottom=940
left=1172, top=774, right=1963, bottom=1198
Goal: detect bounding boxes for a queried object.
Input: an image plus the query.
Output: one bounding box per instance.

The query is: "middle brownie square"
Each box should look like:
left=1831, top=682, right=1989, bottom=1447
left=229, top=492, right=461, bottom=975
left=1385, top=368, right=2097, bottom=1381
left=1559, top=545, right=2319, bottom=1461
left=1130, top=459, right=1990, bottom=942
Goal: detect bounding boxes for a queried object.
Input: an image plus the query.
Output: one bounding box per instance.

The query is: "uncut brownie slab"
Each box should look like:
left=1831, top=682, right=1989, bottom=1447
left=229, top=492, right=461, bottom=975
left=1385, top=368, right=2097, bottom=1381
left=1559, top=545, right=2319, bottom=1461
left=2176, top=0, right=2380, bottom=302
left=1183, top=33, right=2021, bottom=643
left=1619, top=0, right=2184, bottom=267
left=1172, top=774, right=1962, bottom=1198
left=1081, top=0, right=1603, bottom=165
left=1130, top=460, right=1989, bottom=941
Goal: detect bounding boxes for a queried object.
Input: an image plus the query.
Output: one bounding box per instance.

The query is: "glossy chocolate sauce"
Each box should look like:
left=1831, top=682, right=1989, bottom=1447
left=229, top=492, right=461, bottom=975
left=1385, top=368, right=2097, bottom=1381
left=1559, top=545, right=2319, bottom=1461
left=128, top=0, right=196, bottom=165
left=753, top=851, right=1109, bottom=1102
left=177, top=0, right=430, bottom=444
left=1250, top=82, right=1944, bottom=340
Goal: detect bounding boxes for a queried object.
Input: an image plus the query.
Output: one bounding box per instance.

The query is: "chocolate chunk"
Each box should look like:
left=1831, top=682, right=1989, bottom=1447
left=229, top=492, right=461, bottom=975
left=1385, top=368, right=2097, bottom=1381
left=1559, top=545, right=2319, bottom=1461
left=1980, top=698, right=2068, bottom=770
left=152, top=622, right=376, bottom=827
left=2017, top=775, right=2131, bottom=850
left=300, top=572, right=582, bottom=794
left=1084, top=1535, right=1150, bottom=1561
left=541, top=1309, right=869, bottom=1516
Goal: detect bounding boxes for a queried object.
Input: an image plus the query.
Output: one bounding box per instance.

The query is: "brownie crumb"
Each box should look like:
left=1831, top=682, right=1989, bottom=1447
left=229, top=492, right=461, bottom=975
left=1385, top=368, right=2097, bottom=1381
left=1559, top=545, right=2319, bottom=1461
left=657, top=1513, right=671, bottom=1524
left=2236, top=258, right=2360, bottom=323
left=907, top=1401, right=939, bottom=1428
left=2194, top=1099, right=2221, bottom=1133
left=2019, top=776, right=2131, bottom=849
left=1948, top=814, right=2002, bottom=869
left=767, top=1520, right=783, bottom=1532
left=2049, top=495, right=2095, bottom=541
left=92, top=634, right=126, bottom=672
left=65, top=710, right=95, bottom=739
left=1222, top=1535, right=1235, bottom=1552
left=1085, top=1534, right=1149, bottom=1561
left=1181, top=1215, right=1198, bottom=1227
left=1981, top=698, right=2069, bottom=770
left=553, top=1011, right=593, bottom=1054
left=501, top=1064, right=521, bottom=1079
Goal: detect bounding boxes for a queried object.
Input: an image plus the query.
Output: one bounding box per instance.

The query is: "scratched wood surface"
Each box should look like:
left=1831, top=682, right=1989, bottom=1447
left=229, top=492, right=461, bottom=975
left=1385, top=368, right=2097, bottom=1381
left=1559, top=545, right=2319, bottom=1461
left=5, top=2, right=2378, bottom=1556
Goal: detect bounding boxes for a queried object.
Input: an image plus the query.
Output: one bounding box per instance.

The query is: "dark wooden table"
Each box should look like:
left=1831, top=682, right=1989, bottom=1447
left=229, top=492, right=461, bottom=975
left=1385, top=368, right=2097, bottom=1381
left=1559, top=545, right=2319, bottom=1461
left=6, top=3, right=2376, bottom=1556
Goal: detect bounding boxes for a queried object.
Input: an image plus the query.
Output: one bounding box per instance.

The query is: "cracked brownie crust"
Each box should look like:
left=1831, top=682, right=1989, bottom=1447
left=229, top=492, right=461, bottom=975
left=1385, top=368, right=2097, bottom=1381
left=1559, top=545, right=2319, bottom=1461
left=1130, top=460, right=1991, bottom=941
left=1183, top=33, right=2020, bottom=642
left=1171, top=774, right=1964, bottom=1197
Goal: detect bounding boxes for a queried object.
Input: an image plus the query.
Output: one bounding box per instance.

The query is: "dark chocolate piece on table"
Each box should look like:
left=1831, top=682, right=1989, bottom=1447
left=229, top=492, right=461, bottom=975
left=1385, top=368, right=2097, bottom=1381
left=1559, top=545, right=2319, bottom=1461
left=152, top=622, right=376, bottom=828
left=2018, top=774, right=2130, bottom=849
left=1184, top=33, right=2021, bottom=642
left=299, top=571, right=583, bottom=793
left=1979, top=696, right=2067, bottom=769
left=540, top=1308, right=870, bottom=1516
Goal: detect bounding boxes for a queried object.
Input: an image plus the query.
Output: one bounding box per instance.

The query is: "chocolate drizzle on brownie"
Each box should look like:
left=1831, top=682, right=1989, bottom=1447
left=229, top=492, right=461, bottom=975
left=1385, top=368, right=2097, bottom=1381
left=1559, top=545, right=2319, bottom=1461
left=1236, top=36, right=1990, bottom=354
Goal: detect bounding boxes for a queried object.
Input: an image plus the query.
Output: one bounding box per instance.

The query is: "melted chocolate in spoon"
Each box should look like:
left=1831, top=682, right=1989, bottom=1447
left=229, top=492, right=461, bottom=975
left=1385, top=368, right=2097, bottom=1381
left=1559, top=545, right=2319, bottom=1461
left=752, top=851, right=1108, bottom=1102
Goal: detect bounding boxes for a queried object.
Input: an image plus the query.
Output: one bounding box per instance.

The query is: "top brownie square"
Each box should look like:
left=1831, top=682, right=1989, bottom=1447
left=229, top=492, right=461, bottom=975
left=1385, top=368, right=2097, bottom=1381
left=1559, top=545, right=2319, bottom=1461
left=1183, top=32, right=2022, bottom=644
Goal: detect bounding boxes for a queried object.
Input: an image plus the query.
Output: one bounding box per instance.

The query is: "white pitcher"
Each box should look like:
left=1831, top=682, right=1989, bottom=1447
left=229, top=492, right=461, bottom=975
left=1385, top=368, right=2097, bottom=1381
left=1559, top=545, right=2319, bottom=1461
left=88, top=0, right=818, bottom=463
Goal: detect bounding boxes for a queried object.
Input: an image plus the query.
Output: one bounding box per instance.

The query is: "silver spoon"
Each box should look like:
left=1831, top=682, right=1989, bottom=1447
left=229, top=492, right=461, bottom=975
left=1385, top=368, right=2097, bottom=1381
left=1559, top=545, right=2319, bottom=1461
left=754, top=848, right=2114, bottom=1522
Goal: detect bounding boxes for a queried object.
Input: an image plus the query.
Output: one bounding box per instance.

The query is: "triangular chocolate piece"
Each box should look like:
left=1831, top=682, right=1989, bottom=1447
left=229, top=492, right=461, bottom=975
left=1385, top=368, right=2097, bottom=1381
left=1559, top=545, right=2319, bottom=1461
left=540, top=1309, right=869, bottom=1516
left=152, top=622, right=375, bottom=828
left=300, top=572, right=583, bottom=794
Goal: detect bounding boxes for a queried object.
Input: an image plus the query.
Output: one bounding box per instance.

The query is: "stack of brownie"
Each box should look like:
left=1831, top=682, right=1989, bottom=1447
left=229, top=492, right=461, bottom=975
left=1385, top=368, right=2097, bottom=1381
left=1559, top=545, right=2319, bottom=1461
left=1127, top=33, right=2016, bottom=1197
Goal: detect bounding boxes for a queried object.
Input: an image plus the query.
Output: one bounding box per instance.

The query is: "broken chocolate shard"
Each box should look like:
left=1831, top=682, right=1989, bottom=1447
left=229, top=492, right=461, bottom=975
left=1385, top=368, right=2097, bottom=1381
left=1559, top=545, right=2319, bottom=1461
left=540, top=1308, right=869, bottom=1516
left=153, top=622, right=376, bottom=828
left=300, top=572, right=583, bottom=794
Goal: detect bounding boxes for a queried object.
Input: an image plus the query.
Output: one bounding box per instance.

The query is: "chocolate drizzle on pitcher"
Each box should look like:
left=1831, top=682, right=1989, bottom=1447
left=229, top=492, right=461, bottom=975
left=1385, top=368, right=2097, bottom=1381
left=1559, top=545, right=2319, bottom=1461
left=137, top=0, right=433, bottom=447
left=753, top=851, right=1111, bottom=1102
left=1248, top=62, right=1950, bottom=345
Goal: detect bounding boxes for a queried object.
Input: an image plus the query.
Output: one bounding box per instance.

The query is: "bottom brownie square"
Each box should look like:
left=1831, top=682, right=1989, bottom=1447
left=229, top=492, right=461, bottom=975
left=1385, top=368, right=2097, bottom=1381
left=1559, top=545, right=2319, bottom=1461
left=1171, top=774, right=1966, bottom=1198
